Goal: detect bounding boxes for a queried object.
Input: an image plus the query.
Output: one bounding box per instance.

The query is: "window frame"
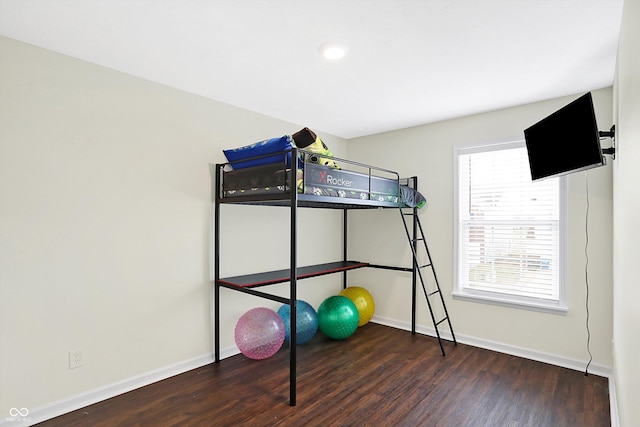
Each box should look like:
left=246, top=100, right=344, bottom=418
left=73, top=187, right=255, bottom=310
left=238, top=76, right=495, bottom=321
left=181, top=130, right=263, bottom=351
left=452, top=140, right=569, bottom=314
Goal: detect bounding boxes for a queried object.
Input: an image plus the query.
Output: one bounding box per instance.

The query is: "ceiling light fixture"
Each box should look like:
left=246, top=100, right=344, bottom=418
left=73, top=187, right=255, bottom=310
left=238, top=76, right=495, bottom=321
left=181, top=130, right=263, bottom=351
left=320, top=43, right=347, bottom=60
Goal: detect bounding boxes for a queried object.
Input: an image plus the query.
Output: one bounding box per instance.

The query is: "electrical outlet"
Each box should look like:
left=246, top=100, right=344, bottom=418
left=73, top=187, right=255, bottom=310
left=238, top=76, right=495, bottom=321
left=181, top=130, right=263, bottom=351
left=69, top=350, right=83, bottom=369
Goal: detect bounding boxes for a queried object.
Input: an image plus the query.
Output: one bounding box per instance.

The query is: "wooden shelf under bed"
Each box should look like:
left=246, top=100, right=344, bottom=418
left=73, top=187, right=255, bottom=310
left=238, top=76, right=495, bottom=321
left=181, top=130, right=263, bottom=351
left=217, top=261, right=370, bottom=289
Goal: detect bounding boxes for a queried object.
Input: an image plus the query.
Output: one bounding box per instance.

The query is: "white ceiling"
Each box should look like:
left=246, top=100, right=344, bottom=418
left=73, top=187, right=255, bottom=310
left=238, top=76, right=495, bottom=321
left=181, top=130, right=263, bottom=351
left=0, top=0, right=624, bottom=139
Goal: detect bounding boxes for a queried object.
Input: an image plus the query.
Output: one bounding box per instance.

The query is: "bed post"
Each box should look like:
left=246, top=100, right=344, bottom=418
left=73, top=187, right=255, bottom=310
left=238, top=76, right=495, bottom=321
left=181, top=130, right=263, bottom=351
left=289, top=148, right=298, bottom=406
left=342, top=209, right=348, bottom=289
left=411, top=176, right=418, bottom=335
left=213, top=164, right=221, bottom=363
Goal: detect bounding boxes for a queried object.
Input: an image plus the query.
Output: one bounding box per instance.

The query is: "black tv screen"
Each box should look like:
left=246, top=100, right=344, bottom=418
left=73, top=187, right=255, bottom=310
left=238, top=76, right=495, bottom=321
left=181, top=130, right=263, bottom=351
left=524, top=92, right=605, bottom=181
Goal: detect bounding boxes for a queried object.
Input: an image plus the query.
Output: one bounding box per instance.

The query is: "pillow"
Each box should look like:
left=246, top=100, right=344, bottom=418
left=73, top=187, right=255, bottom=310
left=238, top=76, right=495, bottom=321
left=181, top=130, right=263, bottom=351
left=292, top=127, right=340, bottom=169
left=400, top=186, right=427, bottom=209
left=223, top=135, right=295, bottom=170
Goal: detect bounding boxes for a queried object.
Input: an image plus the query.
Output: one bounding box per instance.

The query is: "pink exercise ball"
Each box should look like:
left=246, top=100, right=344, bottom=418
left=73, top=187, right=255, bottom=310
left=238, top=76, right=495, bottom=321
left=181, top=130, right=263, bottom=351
left=234, top=307, right=285, bottom=360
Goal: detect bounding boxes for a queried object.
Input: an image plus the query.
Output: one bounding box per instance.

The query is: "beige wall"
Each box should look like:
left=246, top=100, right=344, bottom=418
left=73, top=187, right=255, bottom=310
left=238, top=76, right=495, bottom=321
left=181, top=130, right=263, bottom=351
left=612, top=0, right=640, bottom=425
left=347, top=89, right=614, bottom=369
left=0, top=36, right=346, bottom=418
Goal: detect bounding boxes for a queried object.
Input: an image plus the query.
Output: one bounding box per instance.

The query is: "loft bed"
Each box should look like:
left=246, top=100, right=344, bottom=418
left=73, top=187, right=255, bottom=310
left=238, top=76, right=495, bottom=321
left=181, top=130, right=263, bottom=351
left=211, top=128, right=447, bottom=407
left=215, top=127, right=425, bottom=211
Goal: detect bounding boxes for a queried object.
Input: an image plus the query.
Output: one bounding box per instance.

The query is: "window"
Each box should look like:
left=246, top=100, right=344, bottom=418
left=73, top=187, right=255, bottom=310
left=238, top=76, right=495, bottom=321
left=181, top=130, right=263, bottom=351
left=453, top=141, right=567, bottom=313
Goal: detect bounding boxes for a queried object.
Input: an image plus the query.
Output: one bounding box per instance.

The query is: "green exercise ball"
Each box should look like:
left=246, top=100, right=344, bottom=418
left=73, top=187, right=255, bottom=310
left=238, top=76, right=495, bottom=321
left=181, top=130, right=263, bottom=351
left=317, top=295, right=359, bottom=340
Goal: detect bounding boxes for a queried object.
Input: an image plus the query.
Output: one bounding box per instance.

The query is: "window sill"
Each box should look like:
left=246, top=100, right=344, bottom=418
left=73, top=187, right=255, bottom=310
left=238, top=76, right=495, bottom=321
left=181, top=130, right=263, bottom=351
left=452, top=291, right=569, bottom=315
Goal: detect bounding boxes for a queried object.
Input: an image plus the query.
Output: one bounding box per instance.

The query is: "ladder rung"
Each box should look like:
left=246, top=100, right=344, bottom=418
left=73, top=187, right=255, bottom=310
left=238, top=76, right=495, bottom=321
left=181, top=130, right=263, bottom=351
left=428, top=289, right=441, bottom=296
left=411, top=238, right=424, bottom=242
left=419, top=263, right=432, bottom=268
left=436, top=317, right=448, bottom=326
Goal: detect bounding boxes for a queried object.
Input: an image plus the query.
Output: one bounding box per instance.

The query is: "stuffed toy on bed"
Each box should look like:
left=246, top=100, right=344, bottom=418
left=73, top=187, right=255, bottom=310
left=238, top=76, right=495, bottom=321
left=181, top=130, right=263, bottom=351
left=306, top=150, right=340, bottom=169
left=292, top=127, right=340, bottom=169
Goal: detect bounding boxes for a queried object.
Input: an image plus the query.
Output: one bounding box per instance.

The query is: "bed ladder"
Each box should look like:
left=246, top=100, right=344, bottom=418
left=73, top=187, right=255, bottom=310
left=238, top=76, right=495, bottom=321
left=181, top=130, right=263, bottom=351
left=399, top=206, right=457, bottom=356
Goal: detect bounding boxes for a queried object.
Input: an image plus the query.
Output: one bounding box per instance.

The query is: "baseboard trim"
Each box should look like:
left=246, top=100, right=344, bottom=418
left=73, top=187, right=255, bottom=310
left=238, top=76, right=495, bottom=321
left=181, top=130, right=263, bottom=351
left=6, top=321, right=616, bottom=426
left=371, top=315, right=612, bottom=377
left=608, top=372, right=619, bottom=427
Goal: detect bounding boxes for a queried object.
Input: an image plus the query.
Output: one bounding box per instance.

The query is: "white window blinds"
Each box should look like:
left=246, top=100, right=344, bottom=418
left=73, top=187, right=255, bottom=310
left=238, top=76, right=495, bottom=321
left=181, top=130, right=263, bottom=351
left=456, top=142, right=564, bottom=307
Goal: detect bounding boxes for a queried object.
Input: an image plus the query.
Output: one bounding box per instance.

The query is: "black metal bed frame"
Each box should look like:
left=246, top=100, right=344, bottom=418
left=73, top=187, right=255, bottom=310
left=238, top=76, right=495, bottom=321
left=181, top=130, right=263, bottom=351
left=211, top=148, right=449, bottom=406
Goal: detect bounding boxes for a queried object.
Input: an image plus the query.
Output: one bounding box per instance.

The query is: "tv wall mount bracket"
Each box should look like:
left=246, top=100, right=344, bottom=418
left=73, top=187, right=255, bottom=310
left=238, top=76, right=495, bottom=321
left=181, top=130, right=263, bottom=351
left=599, top=124, right=616, bottom=160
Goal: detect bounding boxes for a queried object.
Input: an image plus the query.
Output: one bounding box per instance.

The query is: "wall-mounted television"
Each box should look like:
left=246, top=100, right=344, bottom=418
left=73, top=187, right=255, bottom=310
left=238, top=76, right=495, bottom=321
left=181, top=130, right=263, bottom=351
left=524, top=92, right=605, bottom=181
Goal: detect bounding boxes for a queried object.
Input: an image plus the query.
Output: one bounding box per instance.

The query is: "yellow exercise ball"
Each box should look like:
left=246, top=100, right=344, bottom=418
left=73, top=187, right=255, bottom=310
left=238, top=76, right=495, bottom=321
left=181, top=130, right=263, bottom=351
left=339, top=286, right=375, bottom=327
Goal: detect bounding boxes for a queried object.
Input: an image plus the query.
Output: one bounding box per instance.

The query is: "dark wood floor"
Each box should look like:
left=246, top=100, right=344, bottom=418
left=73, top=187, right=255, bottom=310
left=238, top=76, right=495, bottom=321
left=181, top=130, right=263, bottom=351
left=37, top=323, right=610, bottom=427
